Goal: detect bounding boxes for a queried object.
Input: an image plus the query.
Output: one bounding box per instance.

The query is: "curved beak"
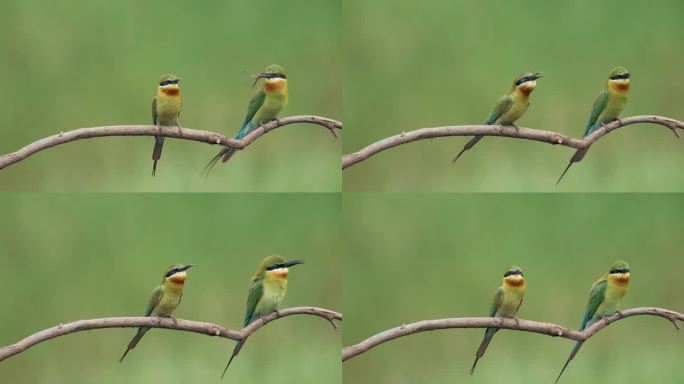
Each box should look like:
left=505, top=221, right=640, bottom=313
left=179, top=264, right=194, bottom=271
left=283, top=259, right=304, bottom=268
left=531, top=72, right=543, bottom=80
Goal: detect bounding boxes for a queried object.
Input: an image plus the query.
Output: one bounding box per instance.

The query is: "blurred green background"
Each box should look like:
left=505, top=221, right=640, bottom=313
left=0, top=194, right=341, bottom=383
left=343, top=0, right=684, bottom=191
left=0, top=0, right=340, bottom=191
left=343, top=193, right=684, bottom=383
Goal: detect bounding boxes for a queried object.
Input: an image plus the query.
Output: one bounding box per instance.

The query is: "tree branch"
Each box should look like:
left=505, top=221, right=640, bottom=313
left=341, top=307, right=683, bottom=362
left=0, top=306, right=341, bottom=362
left=0, top=115, right=342, bottom=170
left=341, top=115, right=684, bottom=169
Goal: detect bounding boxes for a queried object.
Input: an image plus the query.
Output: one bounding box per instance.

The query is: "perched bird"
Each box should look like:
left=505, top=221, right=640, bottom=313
left=555, top=260, right=630, bottom=383
left=151, top=74, right=183, bottom=176
left=470, top=266, right=526, bottom=374
left=453, top=72, right=543, bottom=162
left=556, top=66, right=630, bottom=184
left=205, top=64, right=289, bottom=175
left=119, top=264, right=194, bottom=362
left=221, top=255, right=304, bottom=378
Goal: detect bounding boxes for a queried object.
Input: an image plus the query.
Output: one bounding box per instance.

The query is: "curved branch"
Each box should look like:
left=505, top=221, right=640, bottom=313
left=341, top=115, right=684, bottom=169
left=0, top=306, right=341, bottom=362
left=341, top=307, right=683, bottom=362
left=0, top=115, right=342, bottom=170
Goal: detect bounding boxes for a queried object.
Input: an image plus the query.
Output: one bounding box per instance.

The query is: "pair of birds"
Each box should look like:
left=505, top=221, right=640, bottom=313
left=118, top=254, right=304, bottom=380
left=150, top=64, right=289, bottom=176
left=471, top=260, right=631, bottom=383
left=453, top=66, right=631, bottom=184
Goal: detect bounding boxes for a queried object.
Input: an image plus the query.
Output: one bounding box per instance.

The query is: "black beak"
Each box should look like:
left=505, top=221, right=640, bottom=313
left=252, top=73, right=263, bottom=87
left=180, top=264, right=194, bottom=271
left=283, top=259, right=304, bottom=268
left=532, top=72, right=543, bottom=80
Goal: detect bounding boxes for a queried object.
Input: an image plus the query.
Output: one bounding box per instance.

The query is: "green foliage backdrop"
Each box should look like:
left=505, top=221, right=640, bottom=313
left=0, top=193, right=341, bottom=383
left=343, top=193, right=684, bottom=383
left=0, top=0, right=340, bottom=191
left=343, top=0, right=684, bottom=191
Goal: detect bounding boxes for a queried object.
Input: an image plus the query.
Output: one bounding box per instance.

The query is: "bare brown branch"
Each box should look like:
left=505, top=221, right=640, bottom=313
left=341, top=115, right=684, bottom=169
left=0, top=306, right=341, bottom=362
left=341, top=307, right=683, bottom=362
left=0, top=115, right=342, bottom=170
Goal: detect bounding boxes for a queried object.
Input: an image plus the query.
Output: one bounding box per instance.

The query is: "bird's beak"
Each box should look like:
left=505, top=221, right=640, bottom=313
left=282, top=259, right=304, bottom=268
left=180, top=264, right=194, bottom=271
left=532, top=72, right=543, bottom=80
left=252, top=72, right=265, bottom=87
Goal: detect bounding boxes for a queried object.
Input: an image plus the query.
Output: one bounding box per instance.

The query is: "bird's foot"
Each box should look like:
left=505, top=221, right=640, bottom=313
left=513, top=317, right=521, bottom=328
left=157, top=124, right=162, bottom=135
left=601, top=121, right=617, bottom=133
left=176, top=123, right=183, bottom=136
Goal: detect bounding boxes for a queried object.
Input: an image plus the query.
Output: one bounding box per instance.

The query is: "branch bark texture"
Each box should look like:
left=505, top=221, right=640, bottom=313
left=341, top=307, right=683, bottom=362
left=341, top=115, right=684, bottom=169
left=0, top=306, right=341, bottom=362
left=0, top=115, right=342, bottom=170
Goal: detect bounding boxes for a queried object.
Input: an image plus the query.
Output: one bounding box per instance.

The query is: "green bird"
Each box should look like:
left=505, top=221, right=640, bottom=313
left=470, top=266, right=526, bottom=374
left=221, top=255, right=304, bottom=378
left=119, top=264, right=193, bottom=362
left=151, top=74, right=183, bottom=176
left=205, top=64, right=289, bottom=175
left=453, top=72, right=543, bottom=162
left=555, top=260, right=630, bottom=383
left=556, top=66, right=630, bottom=184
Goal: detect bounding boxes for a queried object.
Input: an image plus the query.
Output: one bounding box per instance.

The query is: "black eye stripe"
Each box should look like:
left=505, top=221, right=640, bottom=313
left=159, top=79, right=180, bottom=86
left=263, top=73, right=287, bottom=80
left=610, top=73, right=630, bottom=80
left=266, top=262, right=287, bottom=271
left=165, top=268, right=178, bottom=277
left=610, top=268, right=629, bottom=274
left=514, top=76, right=536, bottom=86
left=503, top=270, right=523, bottom=277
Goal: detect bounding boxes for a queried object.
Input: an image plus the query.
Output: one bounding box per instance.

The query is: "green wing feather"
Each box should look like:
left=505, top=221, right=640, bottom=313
left=241, top=90, right=266, bottom=129
left=485, top=95, right=513, bottom=125
left=243, top=278, right=264, bottom=326
left=583, top=90, right=609, bottom=137
left=489, top=287, right=504, bottom=317
left=152, top=98, right=157, bottom=125
left=580, top=279, right=607, bottom=330
left=144, top=285, right=164, bottom=317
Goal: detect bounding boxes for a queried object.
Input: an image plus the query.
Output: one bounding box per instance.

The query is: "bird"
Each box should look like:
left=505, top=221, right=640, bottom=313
left=555, top=260, right=630, bottom=383
left=556, top=66, right=630, bottom=184
left=205, top=64, right=288, bottom=175
left=151, top=74, right=183, bottom=176
left=119, top=264, right=194, bottom=362
left=470, top=266, right=526, bottom=374
left=220, top=255, right=304, bottom=378
left=453, top=72, right=543, bottom=163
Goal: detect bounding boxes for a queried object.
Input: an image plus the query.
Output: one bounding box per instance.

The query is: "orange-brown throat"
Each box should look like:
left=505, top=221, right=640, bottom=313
left=609, top=81, right=630, bottom=93
left=161, top=87, right=180, bottom=96
left=169, top=275, right=186, bottom=285
left=266, top=268, right=289, bottom=280
left=611, top=274, right=630, bottom=286
left=504, top=276, right=525, bottom=287
left=263, top=79, right=287, bottom=93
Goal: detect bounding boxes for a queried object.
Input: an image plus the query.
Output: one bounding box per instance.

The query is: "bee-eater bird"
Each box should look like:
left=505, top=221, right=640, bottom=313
left=151, top=74, right=182, bottom=177
left=220, top=255, right=303, bottom=378
left=470, top=266, right=525, bottom=374
left=204, top=64, right=288, bottom=175
left=453, top=72, right=543, bottom=163
left=555, top=260, right=630, bottom=383
left=556, top=66, right=630, bottom=184
left=119, top=264, right=193, bottom=362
